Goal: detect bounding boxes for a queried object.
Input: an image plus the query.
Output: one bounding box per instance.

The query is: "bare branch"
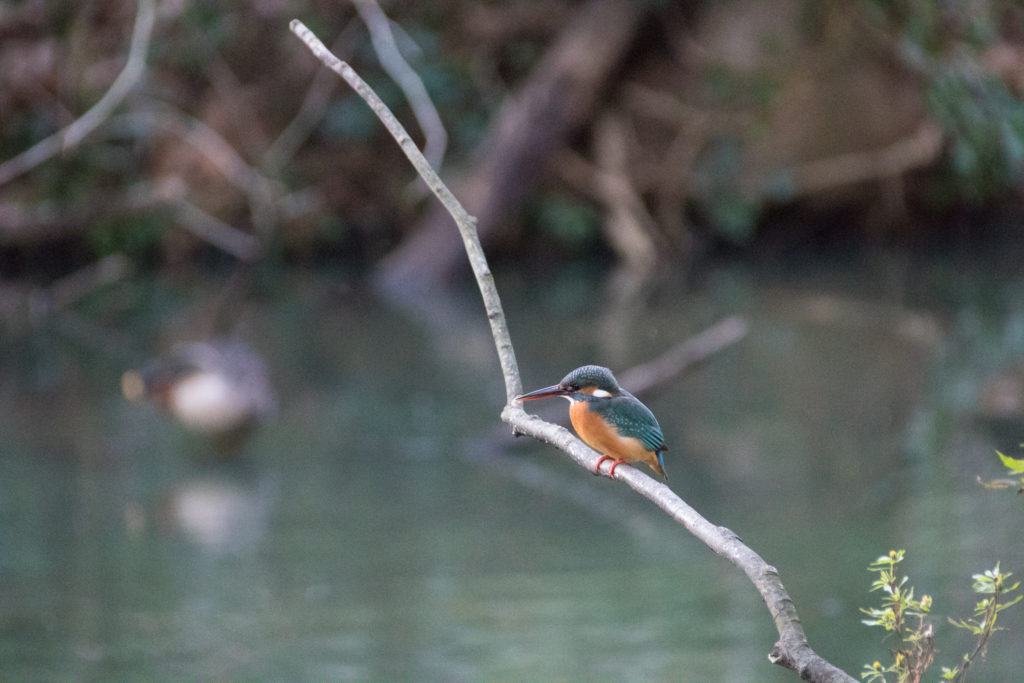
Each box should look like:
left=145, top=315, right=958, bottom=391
left=501, top=401, right=853, bottom=682
left=289, top=18, right=521, bottom=402
left=782, top=121, right=944, bottom=197
left=0, top=0, right=156, bottom=187
left=31, top=253, right=133, bottom=318
left=352, top=0, right=448, bottom=170
left=619, top=315, right=750, bottom=394
left=108, top=108, right=279, bottom=201
left=289, top=20, right=854, bottom=682
left=107, top=107, right=282, bottom=254
left=264, top=18, right=362, bottom=172
left=173, top=198, right=262, bottom=262
left=373, top=0, right=645, bottom=295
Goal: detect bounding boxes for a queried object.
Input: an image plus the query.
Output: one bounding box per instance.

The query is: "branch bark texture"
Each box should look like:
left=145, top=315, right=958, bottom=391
left=289, top=19, right=855, bottom=682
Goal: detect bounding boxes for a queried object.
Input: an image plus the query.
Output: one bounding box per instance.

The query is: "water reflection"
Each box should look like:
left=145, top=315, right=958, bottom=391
left=156, top=466, right=276, bottom=553
left=2, top=248, right=1023, bottom=680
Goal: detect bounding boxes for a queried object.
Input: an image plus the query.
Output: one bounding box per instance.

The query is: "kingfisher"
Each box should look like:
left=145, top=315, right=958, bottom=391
left=515, top=365, right=667, bottom=479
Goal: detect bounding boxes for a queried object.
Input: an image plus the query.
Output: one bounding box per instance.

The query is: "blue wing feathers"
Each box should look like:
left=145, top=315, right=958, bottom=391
left=596, top=393, right=667, bottom=452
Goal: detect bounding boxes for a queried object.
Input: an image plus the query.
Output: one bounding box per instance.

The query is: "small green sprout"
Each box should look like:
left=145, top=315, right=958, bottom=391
left=862, top=552, right=1020, bottom=683
left=859, top=550, right=934, bottom=682
left=940, top=564, right=1022, bottom=681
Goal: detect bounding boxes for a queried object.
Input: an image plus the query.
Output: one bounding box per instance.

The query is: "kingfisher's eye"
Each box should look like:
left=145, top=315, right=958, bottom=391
left=566, top=383, right=579, bottom=391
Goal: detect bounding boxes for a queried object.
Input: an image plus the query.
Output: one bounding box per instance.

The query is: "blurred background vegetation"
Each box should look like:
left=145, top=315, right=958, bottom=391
left=2, top=0, right=1024, bottom=291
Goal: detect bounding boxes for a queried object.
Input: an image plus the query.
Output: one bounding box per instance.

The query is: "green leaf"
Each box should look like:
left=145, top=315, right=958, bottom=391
left=997, top=450, right=1024, bottom=474
left=1000, top=593, right=1023, bottom=611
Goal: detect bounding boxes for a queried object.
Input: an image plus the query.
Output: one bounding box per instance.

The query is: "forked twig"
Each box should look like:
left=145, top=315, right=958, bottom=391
left=352, top=0, right=448, bottom=170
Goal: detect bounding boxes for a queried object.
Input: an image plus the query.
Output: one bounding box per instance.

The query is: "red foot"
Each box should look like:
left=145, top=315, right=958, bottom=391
left=594, top=455, right=626, bottom=478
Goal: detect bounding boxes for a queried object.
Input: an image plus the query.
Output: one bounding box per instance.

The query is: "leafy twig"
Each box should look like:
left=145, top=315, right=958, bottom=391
left=860, top=550, right=935, bottom=683
left=942, top=565, right=1022, bottom=681
left=861, top=551, right=1021, bottom=683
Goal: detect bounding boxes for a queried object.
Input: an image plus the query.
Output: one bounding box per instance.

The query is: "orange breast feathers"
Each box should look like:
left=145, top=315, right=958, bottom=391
left=569, top=400, right=661, bottom=470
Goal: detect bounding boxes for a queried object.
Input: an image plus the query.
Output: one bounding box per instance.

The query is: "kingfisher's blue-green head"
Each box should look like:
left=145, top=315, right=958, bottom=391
left=515, top=365, right=622, bottom=403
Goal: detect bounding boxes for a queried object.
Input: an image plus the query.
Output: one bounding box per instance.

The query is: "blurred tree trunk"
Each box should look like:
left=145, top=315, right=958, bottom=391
left=372, top=0, right=647, bottom=296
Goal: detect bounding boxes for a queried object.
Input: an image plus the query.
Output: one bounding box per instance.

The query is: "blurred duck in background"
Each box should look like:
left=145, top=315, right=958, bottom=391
left=122, top=339, right=276, bottom=450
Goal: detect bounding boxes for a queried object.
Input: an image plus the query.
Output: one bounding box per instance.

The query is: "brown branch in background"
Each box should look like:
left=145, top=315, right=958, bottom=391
left=289, top=20, right=855, bottom=682
left=0, top=0, right=156, bottom=187
left=108, top=108, right=283, bottom=255
left=0, top=200, right=82, bottom=245
left=352, top=0, right=448, bottom=171
left=555, top=112, right=681, bottom=318
left=593, top=112, right=664, bottom=274
left=0, top=94, right=313, bottom=260
left=173, top=197, right=262, bottom=262
left=619, top=315, right=750, bottom=395
left=618, top=82, right=737, bottom=251
left=0, top=252, right=134, bottom=342
left=783, top=121, right=943, bottom=197
left=114, top=177, right=262, bottom=262
left=0, top=1, right=290, bottom=270
left=28, top=253, right=133, bottom=319
left=264, top=18, right=362, bottom=173
left=651, top=124, right=701, bottom=248
left=371, top=0, right=648, bottom=297
left=109, top=109, right=282, bottom=205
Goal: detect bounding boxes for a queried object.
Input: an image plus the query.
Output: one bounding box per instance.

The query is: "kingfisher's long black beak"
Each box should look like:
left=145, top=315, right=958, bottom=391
left=515, top=384, right=569, bottom=402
